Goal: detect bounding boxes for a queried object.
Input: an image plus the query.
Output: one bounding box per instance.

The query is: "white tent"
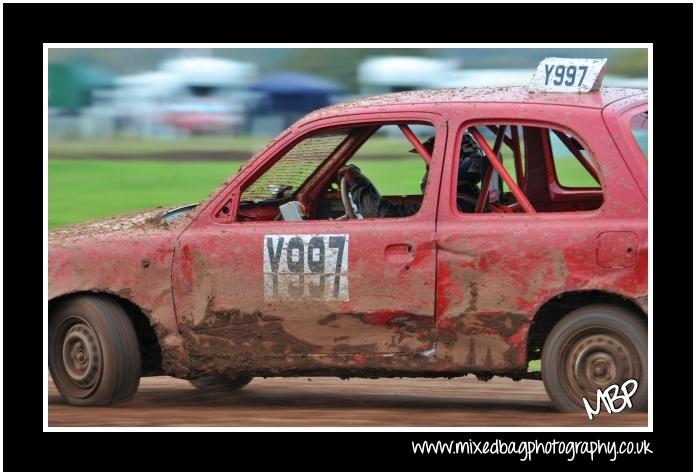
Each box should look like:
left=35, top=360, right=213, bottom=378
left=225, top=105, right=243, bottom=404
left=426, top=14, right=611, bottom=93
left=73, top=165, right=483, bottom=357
left=160, top=57, right=257, bottom=88
left=358, top=56, right=459, bottom=93
left=114, top=71, right=182, bottom=98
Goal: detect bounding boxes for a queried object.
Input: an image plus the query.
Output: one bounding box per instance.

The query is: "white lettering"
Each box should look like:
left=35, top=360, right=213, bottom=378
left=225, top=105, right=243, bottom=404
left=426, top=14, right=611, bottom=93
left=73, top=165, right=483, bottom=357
left=263, top=234, right=349, bottom=301
left=582, top=379, right=639, bottom=420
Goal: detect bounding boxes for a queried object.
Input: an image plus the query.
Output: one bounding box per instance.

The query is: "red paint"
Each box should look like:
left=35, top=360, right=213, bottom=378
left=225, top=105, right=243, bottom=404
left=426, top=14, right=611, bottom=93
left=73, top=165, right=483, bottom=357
left=49, top=86, right=647, bottom=379
left=436, top=317, right=456, bottom=331
left=478, top=255, right=490, bottom=272
left=181, top=244, right=193, bottom=284
left=363, top=310, right=402, bottom=326
left=507, top=328, right=527, bottom=356
left=435, top=264, right=452, bottom=319
left=504, top=326, right=529, bottom=366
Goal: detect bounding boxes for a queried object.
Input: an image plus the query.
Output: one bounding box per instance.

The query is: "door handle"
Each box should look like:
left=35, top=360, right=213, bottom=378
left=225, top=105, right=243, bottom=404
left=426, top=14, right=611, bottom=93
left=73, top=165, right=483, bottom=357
left=384, top=243, right=414, bottom=264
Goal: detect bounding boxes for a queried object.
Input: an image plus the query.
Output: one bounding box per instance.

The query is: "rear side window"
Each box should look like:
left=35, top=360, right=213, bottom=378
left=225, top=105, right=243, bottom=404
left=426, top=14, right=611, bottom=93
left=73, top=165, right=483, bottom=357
left=550, top=130, right=601, bottom=188
left=453, top=124, right=603, bottom=214
left=628, top=111, right=648, bottom=159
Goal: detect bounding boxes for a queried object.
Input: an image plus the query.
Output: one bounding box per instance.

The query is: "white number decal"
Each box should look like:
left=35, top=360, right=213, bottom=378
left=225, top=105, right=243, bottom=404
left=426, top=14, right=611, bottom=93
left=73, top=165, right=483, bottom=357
left=544, top=64, right=588, bottom=87
left=530, top=58, right=607, bottom=93
left=263, top=234, right=349, bottom=301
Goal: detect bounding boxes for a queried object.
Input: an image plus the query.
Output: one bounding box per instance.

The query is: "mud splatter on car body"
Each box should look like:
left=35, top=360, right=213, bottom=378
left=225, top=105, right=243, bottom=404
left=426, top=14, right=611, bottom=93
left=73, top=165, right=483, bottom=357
left=48, top=87, right=648, bottom=382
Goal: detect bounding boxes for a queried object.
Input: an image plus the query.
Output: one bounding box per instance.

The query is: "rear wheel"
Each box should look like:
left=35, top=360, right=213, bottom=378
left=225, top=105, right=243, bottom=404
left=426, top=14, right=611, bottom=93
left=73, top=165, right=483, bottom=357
left=189, top=374, right=253, bottom=391
left=49, top=295, right=141, bottom=406
left=542, top=304, right=647, bottom=412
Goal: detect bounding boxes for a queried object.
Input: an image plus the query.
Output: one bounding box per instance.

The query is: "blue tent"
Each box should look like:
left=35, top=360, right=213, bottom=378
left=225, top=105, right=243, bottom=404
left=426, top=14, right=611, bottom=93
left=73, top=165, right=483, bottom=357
left=250, top=71, right=345, bottom=113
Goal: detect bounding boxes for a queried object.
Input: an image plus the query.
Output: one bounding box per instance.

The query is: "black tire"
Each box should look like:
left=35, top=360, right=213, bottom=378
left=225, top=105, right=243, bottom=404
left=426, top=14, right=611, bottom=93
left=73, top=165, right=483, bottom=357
left=189, top=374, right=253, bottom=391
left=49, top=295, right=141, bottom=406
left=542, top=304, right=647, bottom=413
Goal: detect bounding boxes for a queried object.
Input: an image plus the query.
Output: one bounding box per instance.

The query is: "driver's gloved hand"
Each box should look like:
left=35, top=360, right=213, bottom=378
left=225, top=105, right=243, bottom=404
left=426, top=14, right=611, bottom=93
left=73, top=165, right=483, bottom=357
left=337, top=164, right=362, bottom=186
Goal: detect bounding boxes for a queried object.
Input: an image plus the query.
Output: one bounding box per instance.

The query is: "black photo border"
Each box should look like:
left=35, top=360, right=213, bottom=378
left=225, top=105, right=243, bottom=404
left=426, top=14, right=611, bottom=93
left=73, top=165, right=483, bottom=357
left=3, top=2, right=692, bottom=472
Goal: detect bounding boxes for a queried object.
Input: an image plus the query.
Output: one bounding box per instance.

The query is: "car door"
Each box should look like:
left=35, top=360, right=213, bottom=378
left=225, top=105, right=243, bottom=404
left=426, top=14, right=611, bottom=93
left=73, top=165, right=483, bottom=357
left=172, top=114, right=445, bottom=366
left=433, top=105, right=647, bottom=373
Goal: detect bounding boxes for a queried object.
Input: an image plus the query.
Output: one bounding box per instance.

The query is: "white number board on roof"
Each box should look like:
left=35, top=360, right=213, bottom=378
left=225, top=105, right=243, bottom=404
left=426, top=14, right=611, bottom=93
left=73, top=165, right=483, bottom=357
left=529, top=58, right=608, bottom=93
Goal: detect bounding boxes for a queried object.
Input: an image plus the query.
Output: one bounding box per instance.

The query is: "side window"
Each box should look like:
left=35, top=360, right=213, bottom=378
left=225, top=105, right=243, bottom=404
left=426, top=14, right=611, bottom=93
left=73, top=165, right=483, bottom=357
left=550, top=130, right=601, bottom=188
left=320, top=123, right=434, bottom=219
left=348, top=124, right=432, bottom=197
left=628, top=111, right=648, bottom=159
left=235, top=123, right=435, bottom=222
left=453, top=124, right=604, bottom=214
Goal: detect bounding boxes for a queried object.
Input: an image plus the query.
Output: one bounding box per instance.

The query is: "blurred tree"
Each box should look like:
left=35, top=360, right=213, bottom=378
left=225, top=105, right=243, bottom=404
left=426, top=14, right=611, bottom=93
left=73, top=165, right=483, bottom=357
left=607, top=49, right=648, bottom=77
left=48, top=48, right=172, bottom=74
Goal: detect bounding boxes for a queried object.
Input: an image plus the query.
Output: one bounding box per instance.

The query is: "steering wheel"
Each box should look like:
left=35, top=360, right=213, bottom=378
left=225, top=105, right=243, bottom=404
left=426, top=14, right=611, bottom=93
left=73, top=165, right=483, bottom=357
left=339, top=175, right=359, bottom=219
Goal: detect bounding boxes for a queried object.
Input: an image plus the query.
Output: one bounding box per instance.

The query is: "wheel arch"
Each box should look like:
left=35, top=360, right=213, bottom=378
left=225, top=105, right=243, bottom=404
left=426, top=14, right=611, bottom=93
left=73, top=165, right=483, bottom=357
left=526, top=289, right=647, bottom=363
left=49, top=291, right=164, bottom=376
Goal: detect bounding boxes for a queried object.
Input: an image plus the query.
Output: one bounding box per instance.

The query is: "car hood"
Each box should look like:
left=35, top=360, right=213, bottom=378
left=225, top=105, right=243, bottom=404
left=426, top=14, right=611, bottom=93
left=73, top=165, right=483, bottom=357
left=47, top=206, right=196, bottom=304
left=48, top=205, right=194, bottom=245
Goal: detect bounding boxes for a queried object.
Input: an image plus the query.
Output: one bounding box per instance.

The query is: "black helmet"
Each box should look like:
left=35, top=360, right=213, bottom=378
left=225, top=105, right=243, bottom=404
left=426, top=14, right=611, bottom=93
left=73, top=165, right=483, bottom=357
left=413, top=133, right=487, bottom=193
left=458, top=132, right=487, bottom=184
left=410, top=134, right=485, bottom=177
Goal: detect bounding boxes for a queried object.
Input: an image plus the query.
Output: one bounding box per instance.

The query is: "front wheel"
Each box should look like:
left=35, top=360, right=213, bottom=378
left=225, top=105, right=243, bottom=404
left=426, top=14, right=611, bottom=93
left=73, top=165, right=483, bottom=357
left=542, top=304, right=647, bottom=412
left=49, top=295, right=141, bottom=406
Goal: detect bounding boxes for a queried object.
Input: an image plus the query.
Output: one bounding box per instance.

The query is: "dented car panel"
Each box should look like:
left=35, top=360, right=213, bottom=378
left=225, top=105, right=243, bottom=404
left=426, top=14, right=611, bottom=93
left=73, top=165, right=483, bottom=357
left=48, top=86, right=648, bottom=381
left=432, top=101, right=648, bottom=372
left=172, top=220, right=441, bottom=375
left=48, top=208, right=193, bottom=377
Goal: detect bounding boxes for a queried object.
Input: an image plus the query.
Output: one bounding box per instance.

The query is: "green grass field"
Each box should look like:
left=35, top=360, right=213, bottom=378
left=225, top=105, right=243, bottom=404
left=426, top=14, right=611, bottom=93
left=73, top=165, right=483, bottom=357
left=48, top=154, right=592, bottom=229
left=48, top=135, right=426, bottom=157
left=49, top=130, right=602, bottom=228
left=49, top=143, right=556, bottom=371
left=49, top=159, right=238, bottom=228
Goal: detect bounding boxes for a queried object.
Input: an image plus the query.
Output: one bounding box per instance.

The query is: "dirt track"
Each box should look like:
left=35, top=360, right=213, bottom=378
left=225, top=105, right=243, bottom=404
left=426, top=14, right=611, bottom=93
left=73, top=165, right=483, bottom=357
left=48, top=375, right=647, bottom=427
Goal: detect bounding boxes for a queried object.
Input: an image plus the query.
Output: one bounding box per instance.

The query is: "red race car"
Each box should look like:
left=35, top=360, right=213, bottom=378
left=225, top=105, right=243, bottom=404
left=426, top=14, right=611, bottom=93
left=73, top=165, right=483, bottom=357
left=48, top=59, right=648, bottom=412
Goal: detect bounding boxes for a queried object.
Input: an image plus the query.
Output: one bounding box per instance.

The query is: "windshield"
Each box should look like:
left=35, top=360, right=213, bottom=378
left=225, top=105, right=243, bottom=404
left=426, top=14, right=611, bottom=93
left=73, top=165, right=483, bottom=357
left=241, top=130, right=350, bottom=202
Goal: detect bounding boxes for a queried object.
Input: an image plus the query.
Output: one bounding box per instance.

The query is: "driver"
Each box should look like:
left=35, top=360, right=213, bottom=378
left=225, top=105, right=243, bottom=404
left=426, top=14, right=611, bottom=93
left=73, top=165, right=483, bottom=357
left=337, top=132, right=488, bottom=218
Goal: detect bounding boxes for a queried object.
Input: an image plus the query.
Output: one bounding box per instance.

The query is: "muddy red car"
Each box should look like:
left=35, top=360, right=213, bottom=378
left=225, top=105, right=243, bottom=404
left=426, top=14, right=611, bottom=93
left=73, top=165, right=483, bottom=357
left=48, top=83, right=648, bottom=412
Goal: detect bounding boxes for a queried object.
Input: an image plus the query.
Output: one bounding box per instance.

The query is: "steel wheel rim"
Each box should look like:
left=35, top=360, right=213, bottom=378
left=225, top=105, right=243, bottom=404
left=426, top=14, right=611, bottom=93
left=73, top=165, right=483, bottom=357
left=55, top=316, right=103, bottom=398
left=560, top=327, right=641, bottom=402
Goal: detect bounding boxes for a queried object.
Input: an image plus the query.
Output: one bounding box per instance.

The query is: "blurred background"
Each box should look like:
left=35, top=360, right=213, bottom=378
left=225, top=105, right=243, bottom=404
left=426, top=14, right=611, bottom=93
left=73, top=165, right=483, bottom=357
left=48, top=47, right=648, bottom=228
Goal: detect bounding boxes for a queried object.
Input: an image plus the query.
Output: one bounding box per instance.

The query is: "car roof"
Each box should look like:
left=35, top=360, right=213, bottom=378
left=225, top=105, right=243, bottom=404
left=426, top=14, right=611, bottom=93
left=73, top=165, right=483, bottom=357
left=300, top=86, right=647, bottom=124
